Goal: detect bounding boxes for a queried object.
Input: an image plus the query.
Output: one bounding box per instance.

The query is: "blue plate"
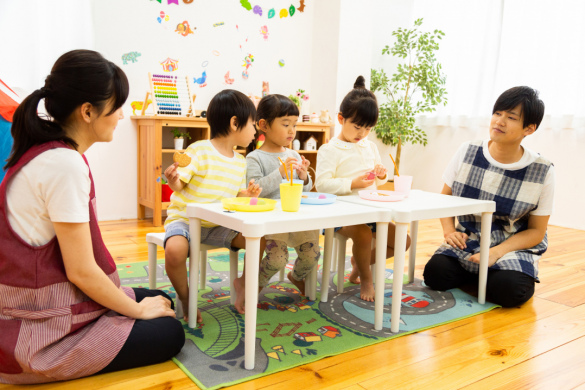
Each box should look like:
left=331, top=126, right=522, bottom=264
left=301, top=192, right=337, bottom=205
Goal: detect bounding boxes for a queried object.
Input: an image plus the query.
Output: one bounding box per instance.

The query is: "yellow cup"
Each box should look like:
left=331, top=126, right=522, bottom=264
left=280, top=182, right=303, bottom=212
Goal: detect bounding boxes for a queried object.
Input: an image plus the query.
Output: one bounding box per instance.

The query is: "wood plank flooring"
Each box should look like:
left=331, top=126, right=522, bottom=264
left=2, top=220, right=584, bottom=389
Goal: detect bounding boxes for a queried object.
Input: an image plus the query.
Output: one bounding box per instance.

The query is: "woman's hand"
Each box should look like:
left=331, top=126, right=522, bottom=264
left=444, top=231, right=469, bottom=250
left=136, top=295, right=176, bottom=320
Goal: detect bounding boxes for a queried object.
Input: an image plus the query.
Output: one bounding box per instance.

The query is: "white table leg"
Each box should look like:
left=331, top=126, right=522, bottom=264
left=478, top=212, right=492, bottom=304
left=244, top=237, right=261, bottom=370
left=408, top=221, right=419, bottom=283
left=374, top=222, right=389, bottom=330
left=148, top=242, right=157, bottom=289
left=391, top=222, right=408, bottom=333
left=188, top=217, right=202, bottom=329
left=320, top=228, right=334, bottom=302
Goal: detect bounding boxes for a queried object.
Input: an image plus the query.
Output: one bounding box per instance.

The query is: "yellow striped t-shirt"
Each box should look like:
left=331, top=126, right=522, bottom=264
left=165, top=140, right=247, bottom=228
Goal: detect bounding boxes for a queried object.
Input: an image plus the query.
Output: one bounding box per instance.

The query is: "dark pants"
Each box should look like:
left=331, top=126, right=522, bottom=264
left=97, top=288, right=185, bottom=374
left=423, top=254, right=535, bottom=308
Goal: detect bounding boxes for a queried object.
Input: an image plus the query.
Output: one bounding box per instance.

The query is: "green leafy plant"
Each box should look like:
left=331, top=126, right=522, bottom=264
left=288, top=89, right=309, bottom=108
left=371, top=18, right=447, bottom=175
left=170, top=128, right=191, bottom=139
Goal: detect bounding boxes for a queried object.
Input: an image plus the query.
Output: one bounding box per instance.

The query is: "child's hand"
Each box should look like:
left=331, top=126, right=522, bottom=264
left=351, top=173, right=376, bottom=190
left=372, top=164, right=388, bottom=179
left=279, top=157, right=298, bottom=179
left=296, top=155, right=310, bottom=182
left=239, top=179, right=262, bottom=197
left=164, top=162, right=185, bottom=192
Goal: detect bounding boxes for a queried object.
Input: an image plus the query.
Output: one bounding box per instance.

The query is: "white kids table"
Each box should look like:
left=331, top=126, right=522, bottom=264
left=186, top=201, right=391, bottom=370
left=337, top=190, right=496, bottom=333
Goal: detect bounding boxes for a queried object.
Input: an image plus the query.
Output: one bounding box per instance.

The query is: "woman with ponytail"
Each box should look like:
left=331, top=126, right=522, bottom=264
left=0, top=50, right=184, bottom=384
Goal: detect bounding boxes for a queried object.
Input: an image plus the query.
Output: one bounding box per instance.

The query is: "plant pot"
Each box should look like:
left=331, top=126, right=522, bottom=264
left=161, top=184, right=173, bottom=202
left=174, top=137, right=184, bottom=150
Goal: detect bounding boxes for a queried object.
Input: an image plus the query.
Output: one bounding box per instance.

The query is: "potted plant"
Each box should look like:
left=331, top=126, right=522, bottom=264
left=170, top=128, right=191, bottom=150
left=370, top=18, right=447, bottom=176
left=288, top=89, right=309, bottom=116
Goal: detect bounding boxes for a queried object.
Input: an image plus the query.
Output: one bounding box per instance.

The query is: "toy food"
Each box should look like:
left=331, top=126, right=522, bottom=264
left=367, top=172, right=376, bottom=180
left=318, top=194, right=327, bottom=199
left=249, top=197, right=258, bottom=205
left=173, top=152, right=191, bottom=167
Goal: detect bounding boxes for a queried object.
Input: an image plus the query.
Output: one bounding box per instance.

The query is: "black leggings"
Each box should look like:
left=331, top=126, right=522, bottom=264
left=423, top=254, right=535, bottom=308
left=97, top=288, right=185, bottom=374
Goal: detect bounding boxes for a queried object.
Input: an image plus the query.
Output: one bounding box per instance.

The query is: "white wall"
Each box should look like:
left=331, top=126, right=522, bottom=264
left=86, top=0, right=317, bottom=220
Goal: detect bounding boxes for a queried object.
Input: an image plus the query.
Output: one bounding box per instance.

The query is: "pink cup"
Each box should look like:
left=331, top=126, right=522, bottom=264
left=393, top=175, right=413, bottom=196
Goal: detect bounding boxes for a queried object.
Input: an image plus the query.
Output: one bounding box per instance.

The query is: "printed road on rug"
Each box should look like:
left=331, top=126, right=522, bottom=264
left=118, top=249, right=499, bottom=390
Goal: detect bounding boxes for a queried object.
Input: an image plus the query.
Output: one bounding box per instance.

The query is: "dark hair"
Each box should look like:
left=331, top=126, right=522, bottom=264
left=6, top=49, right=128, bottom=169
left=247, top=94, right=299, bottom=153
left=339, top=76, right=379, bottom=128
left=493, top=86, right=545, bottom=130
left=206, top=89, right=257, bottom=139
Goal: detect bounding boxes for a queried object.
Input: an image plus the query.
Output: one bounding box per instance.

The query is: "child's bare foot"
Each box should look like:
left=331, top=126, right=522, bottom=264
left=233, top=277, right=245, bottom=314
left=348, top=256, right=361, bottom=284
left=359, top=280, right=375, bottom=302
left=287, top=271, right=306, bottom=295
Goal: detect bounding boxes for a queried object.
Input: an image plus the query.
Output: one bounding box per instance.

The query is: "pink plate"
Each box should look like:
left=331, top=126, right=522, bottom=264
left=359, top=190, right=406, bottom=202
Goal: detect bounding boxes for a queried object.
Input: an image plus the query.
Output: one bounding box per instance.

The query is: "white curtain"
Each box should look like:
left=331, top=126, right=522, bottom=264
left=371, top=0, right=585, bottom=130
left=0, top=0, right=94, bottom=94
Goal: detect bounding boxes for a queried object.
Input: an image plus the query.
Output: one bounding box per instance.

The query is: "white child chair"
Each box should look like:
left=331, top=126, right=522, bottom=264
left=331, top=232, right=376, bottom=293
left=146, top=233, right=316, bottom=316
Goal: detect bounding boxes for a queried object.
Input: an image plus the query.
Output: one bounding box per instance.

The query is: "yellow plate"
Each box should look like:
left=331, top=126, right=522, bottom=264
left=221, top=197, right=276, bottom=212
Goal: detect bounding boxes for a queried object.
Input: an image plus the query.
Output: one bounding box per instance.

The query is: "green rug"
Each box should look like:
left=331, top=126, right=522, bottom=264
left=118, top=250, right=499, bottom=390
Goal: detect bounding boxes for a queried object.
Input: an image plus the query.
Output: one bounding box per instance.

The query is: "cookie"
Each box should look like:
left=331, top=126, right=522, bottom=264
left=173, top=152, right=191, bottom=167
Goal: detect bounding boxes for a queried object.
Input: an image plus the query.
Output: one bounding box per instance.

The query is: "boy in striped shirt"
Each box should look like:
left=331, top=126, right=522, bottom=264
left=163, top=89, right=263, bottom=321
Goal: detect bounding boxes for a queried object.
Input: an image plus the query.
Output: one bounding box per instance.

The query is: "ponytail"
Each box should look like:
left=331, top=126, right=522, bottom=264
left=339, top=75, right=379, bottom=128
left=6, top=89, right=77, bottom=169
left=4, top=49, right=129, bottom=169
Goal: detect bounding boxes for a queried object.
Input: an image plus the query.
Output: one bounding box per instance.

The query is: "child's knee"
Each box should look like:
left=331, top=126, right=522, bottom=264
left=164, top=237, right=189, bottom=266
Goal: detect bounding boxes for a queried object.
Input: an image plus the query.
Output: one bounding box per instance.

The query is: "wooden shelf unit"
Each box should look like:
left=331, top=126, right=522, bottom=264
left=292, top=121, right=333, bottom=187
left=131, top=116, right=332, bottom=226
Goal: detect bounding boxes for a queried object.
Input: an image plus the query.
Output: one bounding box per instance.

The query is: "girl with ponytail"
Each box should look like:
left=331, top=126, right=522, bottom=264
left=0, top=50, right=184, bottom=384
left=315, top=75, right=411, bottom=302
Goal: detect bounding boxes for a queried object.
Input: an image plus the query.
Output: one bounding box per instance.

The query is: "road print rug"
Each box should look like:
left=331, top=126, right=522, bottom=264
left=118, top=249, right=499, bottom=390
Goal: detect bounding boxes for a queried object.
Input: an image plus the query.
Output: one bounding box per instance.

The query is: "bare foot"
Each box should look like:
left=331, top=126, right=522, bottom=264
left=359, top=280, right=375, bottom=302
left=177, top=298, right=203, bottom=323
left=348, top=256, right=361, bottom=284
left=287, top=271, right=306, bottom=295
left=233, top=277, right=245, bottom=314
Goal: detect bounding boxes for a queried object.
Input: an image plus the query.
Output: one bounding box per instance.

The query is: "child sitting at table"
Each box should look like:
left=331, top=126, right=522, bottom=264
left=423, top=86, right=555, bottom=307
left=246, top=94, right=320, bottom=295
left=164, top=89, right=264, bottom=319
left=315, top=76, right=411, bottom=302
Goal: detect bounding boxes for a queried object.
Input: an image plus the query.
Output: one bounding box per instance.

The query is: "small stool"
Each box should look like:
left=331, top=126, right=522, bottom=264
left=146, top=232, right=240, bottom=316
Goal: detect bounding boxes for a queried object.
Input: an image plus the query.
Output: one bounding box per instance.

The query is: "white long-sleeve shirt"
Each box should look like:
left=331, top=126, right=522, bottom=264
left=315, top=137, right=386, bottom=195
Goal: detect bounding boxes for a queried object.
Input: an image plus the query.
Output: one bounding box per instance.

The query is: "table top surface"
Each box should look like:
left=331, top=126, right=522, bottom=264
left=338, top=190, right=496, bottom=223
left=186, top=200, right=391, bottom=237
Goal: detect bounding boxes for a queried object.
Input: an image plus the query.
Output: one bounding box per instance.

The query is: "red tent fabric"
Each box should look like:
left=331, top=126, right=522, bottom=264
left=0, top=79, right=19, bottom=122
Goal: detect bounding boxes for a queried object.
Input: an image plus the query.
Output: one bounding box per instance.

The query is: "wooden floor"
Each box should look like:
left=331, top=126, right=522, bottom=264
left=3, top=219, right=585, bottom=389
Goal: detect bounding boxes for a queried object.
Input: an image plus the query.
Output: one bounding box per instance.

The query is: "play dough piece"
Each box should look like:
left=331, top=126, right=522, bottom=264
left=367, top=172, right=376, bottom=180
left=173, top=152, right=191, bottom=167
left=302, top=195, right=308, bottom=198
left=318, top=194, right=327, bottom=199
left=249, top=197, right=258, bottom=205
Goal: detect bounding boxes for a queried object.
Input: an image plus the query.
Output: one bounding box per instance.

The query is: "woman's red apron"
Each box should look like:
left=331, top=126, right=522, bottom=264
left=0, top=141, right=135, bottom=384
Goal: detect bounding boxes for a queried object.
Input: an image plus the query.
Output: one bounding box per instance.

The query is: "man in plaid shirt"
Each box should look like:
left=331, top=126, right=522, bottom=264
left=424, top=86, right=554, bottom=307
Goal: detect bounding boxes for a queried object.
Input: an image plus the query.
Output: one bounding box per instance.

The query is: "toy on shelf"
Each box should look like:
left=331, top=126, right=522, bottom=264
left=319, top=110, right=332, bottom=123
left=148, top=72, right=194, bottom=116
left=130, top=97, right=152, bottom=115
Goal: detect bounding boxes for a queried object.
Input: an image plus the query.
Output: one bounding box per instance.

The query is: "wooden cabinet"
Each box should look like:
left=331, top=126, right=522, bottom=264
left=292, top=122, right=333, bottom=188
left=131, top=116, right=332, bottom=226
left=132, top=115, right=210, bottom=226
